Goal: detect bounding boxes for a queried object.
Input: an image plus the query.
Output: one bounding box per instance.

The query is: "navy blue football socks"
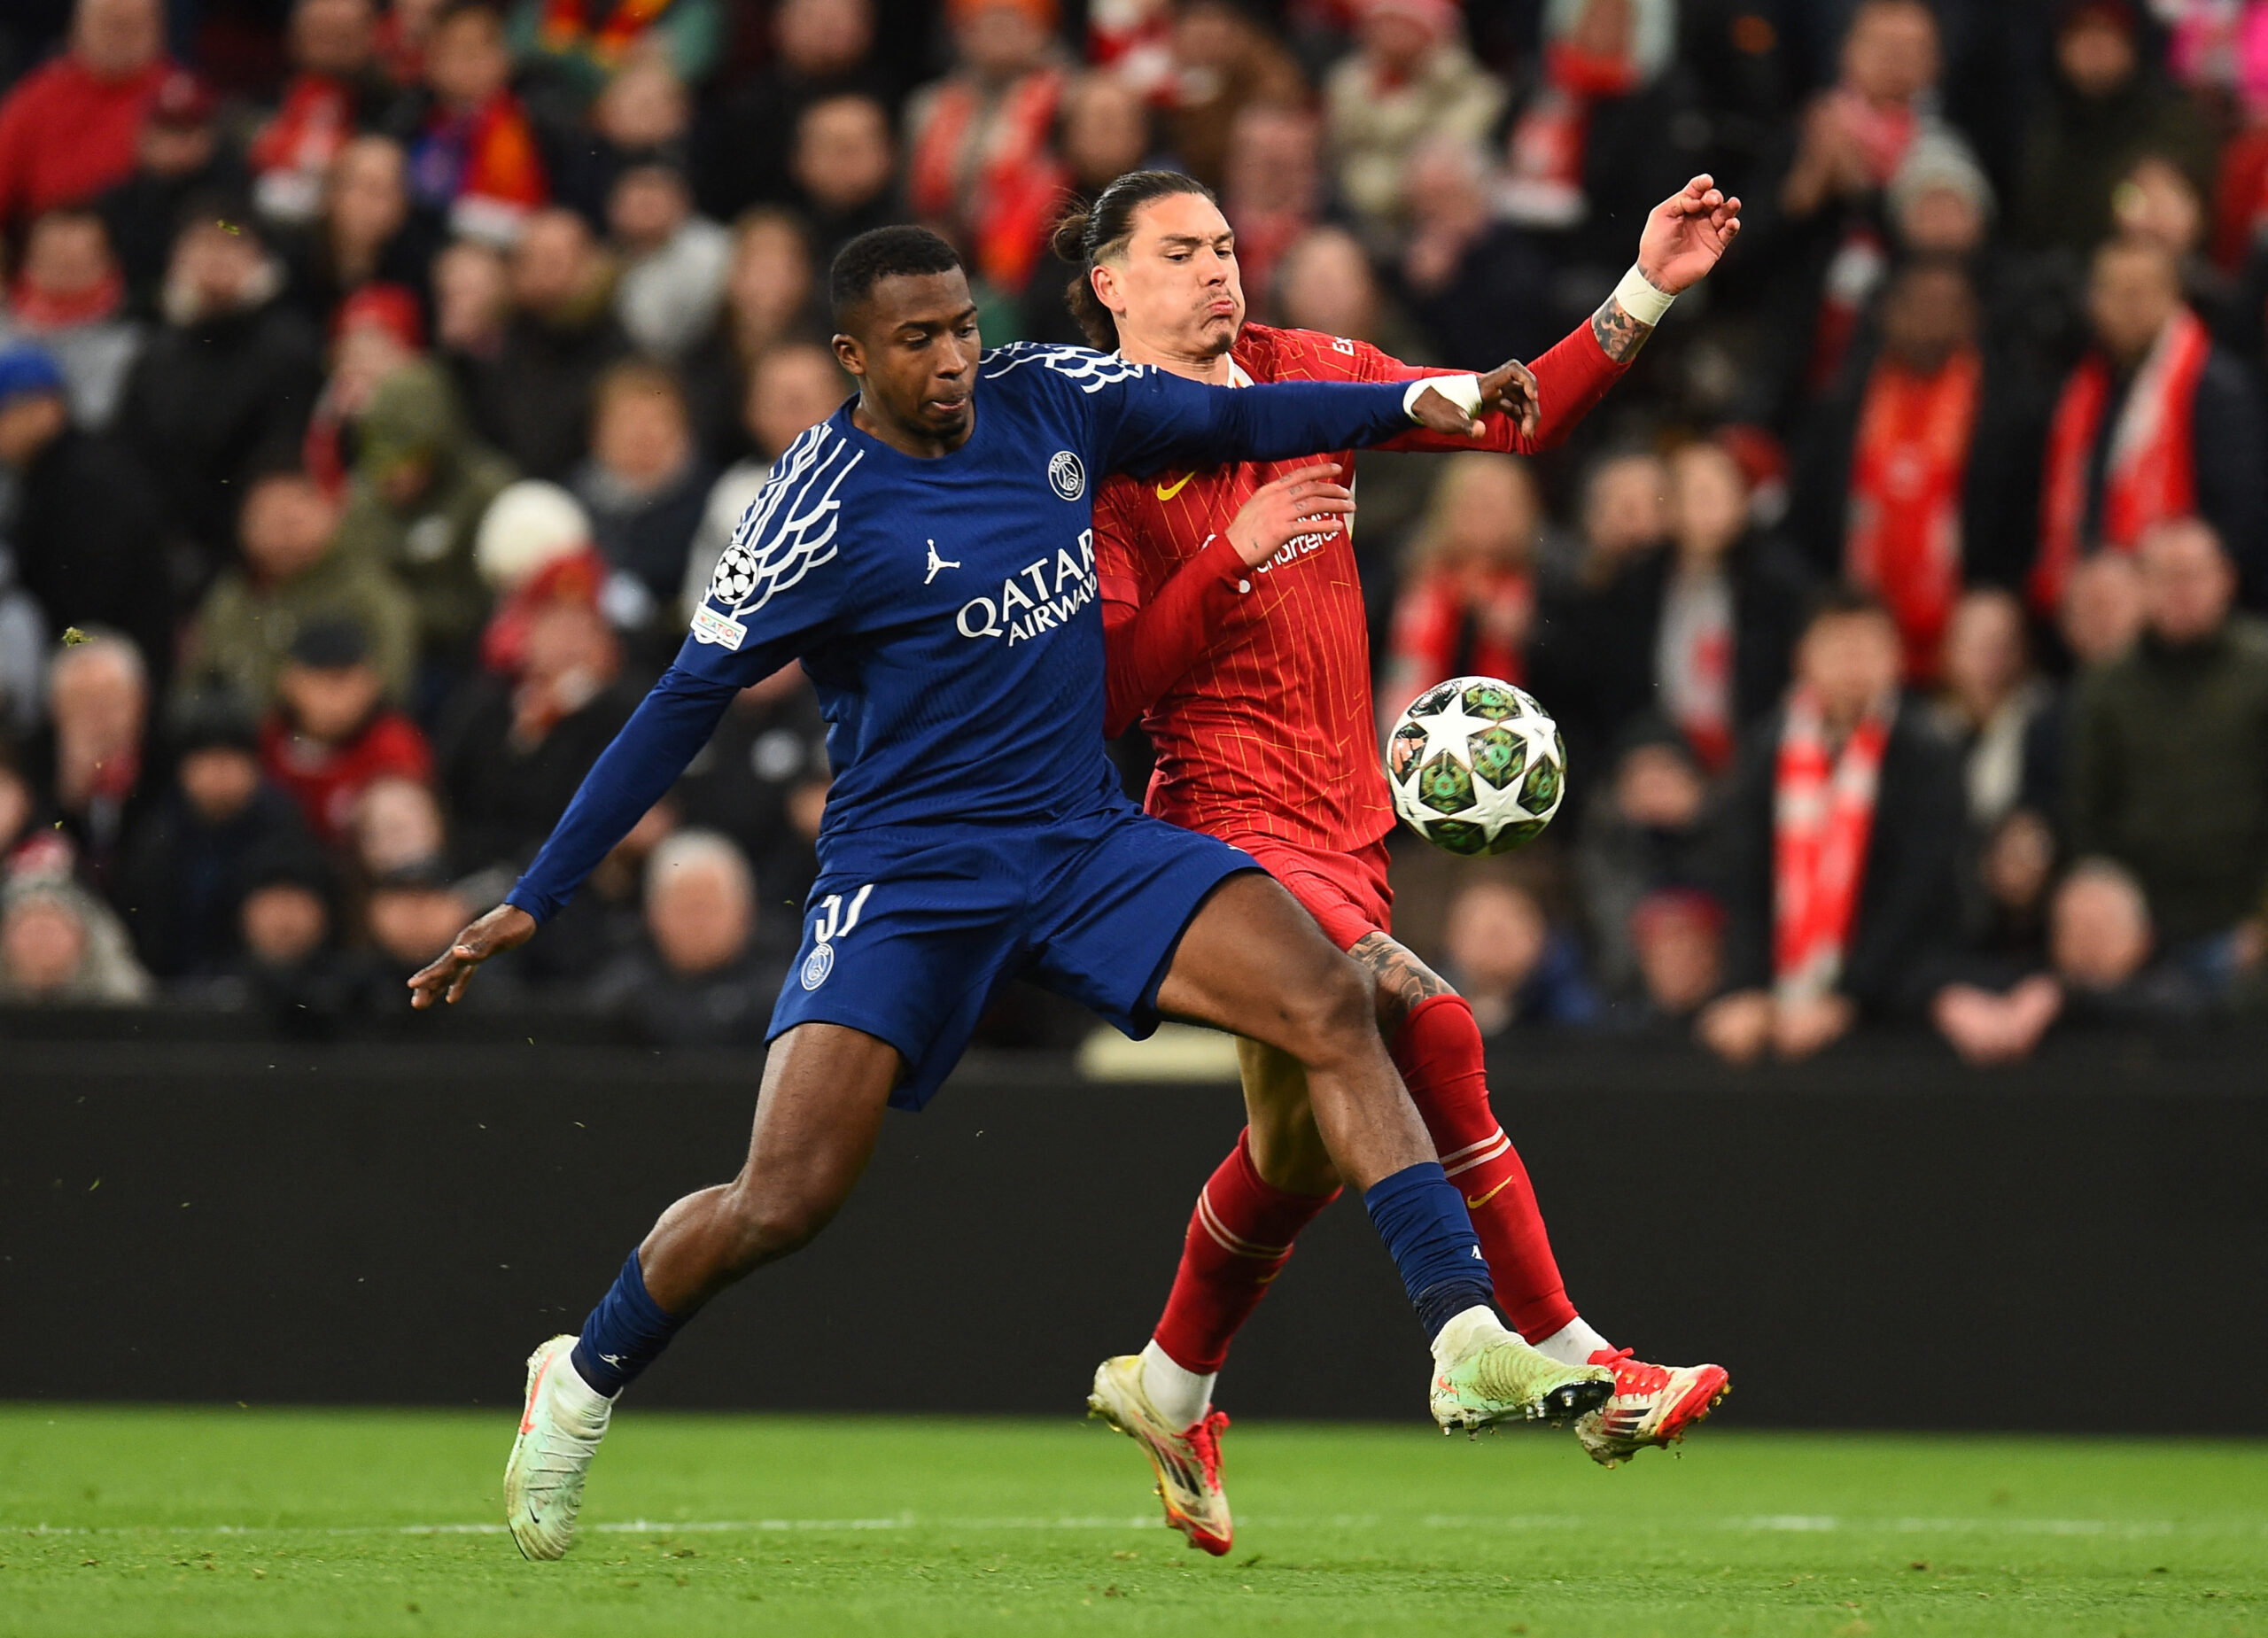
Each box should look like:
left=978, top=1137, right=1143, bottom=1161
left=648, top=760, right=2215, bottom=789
left=570, top=1251, right=687, bottom=1398
left=1363, top=1161, right=1496, bottom=1341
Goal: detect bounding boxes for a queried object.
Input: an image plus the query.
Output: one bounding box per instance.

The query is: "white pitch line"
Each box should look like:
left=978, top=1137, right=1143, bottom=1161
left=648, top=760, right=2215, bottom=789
left=12, top=1514, right=2267, bottom=1539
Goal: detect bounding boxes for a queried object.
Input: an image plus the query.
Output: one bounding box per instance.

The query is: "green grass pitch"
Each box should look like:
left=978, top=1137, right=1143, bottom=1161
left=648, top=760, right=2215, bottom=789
left=1, top=1407, right=2261, bottom=1637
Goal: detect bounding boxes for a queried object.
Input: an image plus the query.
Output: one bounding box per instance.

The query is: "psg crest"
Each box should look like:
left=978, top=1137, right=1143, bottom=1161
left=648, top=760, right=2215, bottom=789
left=1047, top=450, right=1085, bottom=501
left=800, top=941, right=835, bottom=990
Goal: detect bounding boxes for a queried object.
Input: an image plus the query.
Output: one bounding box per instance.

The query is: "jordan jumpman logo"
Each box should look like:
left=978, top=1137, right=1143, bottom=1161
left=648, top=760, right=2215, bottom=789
left=924, top=540, right=960, bottom=584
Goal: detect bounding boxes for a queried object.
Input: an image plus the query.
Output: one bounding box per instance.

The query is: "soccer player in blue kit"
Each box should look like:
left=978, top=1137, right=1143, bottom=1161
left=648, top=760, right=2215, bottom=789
left=408, top=227, right=1613, bottom=1560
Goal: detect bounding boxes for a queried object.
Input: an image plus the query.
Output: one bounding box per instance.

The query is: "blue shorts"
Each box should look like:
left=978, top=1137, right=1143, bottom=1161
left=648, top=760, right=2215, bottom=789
left=767, top=799, right=1257, bottom=1109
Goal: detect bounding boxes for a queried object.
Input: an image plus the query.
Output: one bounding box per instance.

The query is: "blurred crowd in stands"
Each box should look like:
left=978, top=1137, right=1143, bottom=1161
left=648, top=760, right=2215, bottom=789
left=0, top=0, right=2264, bottom=1066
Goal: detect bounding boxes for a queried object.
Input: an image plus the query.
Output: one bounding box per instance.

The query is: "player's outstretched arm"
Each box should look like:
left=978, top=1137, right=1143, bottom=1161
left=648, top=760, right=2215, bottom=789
left=407, top=663, right=742, bottom=1006
left=1098, top=366, right=1496, bottom=480
left=1596, top=173, right=1742, bottom=362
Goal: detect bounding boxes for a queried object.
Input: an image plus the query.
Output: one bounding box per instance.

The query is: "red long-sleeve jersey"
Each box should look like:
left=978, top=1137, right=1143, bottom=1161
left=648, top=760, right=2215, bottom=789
left=1095, top=320, right=1627, bottom=853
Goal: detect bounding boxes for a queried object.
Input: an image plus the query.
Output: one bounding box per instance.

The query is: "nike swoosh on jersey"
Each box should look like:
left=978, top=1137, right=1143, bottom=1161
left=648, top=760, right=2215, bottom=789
left=1154, top=472, right=1195, bottom=501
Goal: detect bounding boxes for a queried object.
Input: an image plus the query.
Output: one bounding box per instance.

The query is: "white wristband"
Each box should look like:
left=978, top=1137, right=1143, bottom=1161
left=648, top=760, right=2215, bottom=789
left=1402, top=372, right=1483, bottom=423
left=1612, top=264, right=1675, bottom=326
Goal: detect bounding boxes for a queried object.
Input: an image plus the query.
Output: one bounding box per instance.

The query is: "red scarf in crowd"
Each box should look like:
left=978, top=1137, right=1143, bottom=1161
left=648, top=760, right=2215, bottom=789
left=907, top=68, right=1068, bottom=294
left=1499, top=42, right=1639, bottom=228
left=9, top=268, right=124, bottom=330
left=1388, top=565, right=1530, bottom=691
left=249, top=72, right=355, bottom=190
left=2031, top=307, right=2209, bottom=613
left=1772, top=688, right=1890, bottom=1002
left=537, top=0, right=677, bottom=65
left=1844, top=344, right=1981, bottom=681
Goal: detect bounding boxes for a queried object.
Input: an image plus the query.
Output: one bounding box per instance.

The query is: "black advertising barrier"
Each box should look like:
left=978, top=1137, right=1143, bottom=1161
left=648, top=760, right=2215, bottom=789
left=3, top=1032, right=2264, bottom=1430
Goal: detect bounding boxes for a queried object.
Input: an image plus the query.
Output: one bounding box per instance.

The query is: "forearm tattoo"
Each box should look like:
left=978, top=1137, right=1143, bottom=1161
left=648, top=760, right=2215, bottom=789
left=1589, top=294, right=1657, bottom=364
left=1349, top=931, right=1456, bottom=1029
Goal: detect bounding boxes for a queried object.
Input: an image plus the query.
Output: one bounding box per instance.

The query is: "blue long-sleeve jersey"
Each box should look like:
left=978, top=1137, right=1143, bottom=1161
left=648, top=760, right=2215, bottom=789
left=507, top=343, right=1422, bottom=922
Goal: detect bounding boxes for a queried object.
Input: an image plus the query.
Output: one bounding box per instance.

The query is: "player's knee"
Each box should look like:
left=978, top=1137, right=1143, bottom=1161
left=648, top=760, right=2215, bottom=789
left=1290, top=957, right=1379, bottom=1062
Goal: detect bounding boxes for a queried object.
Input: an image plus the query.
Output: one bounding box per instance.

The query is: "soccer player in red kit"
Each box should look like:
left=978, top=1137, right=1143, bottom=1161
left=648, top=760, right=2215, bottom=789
left=1068, top=170, right=1743, bottom=1554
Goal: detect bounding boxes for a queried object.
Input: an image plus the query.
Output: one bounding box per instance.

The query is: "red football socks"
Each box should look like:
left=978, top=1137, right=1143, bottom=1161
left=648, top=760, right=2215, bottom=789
left=1392, top=994, right=1576, bottom=1343
left=1150, top=1128, right=1339, bottom=1374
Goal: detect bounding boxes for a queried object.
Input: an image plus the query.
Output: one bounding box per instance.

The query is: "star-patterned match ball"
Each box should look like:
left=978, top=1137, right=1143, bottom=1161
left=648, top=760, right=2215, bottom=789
left=1385, top=676, right=1567, bottom=856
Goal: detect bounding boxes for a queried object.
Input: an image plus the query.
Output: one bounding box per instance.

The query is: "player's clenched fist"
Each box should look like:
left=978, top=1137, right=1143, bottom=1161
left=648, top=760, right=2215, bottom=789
left=408, top=903, right=537, bottom=1007
left=1225, top=462, right=1355, bottom=568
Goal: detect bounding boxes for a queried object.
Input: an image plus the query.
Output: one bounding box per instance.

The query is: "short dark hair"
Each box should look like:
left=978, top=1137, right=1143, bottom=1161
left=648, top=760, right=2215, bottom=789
left=1805, top=582, right=1897, bottom=633
left=1049, top=170, right=1218, bottom=349
left=828, top=226, right=962, bottom=328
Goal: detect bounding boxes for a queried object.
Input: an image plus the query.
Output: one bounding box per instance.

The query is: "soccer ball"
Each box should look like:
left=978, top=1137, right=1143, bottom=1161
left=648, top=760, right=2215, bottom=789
left=1385, top=676, right=1566, bottom=856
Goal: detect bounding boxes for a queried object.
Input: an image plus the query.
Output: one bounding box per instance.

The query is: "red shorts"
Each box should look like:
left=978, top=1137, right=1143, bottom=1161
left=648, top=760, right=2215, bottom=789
left=1223, top=833, right=1394, bottom=952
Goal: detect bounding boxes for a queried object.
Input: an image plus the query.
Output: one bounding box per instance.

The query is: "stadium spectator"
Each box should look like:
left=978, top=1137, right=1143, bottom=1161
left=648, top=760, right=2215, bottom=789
left=282, top=136, right=447, bottom=332
left=546, top=56, right=695, bottom=224
left=590, top=827, right=783, bottom=1046
left=435, top=572, right=635, bottom=874
left=905, top=0, right=1068, bottom=297
left=2031, top=237, right=2267, bottom=615
left=1932, top=857, right=2216, bottom=1064
left=695, top=0, right=888, bottom=221
left=716, top=210, right=827, bottom=426
left=608, top=159, right=730, bottom=361
left=1528, top=449, right=1673, bottom=718
left=431, top=236, right=512, bottom=415
left=94, top=69, right=239, bottom=320
left=351, top=773, right=448, bottom=878
left=1016, top=71, right=1155, bottom=345
left=0, top=0, right=170, bottom=230
left=7, top=207, right=143, bottom=432
left=39, top=628, right=153, bottom=897
left=470, top=478, right=602, bottom=669
left=248, top=0, right=394, bottom=228
left=1933, top=589, right=2051, bottom=838
left=259, top=617, right=435, bottom=846
left=1394, top=134, right=1561, bottom=370
left=1574, top=722, right=1712, bottom=1000
left=680, top=342, right=844, bottom=612
left=400, top=0, right=549, bottom=245
left=331, top=358, right=516, bottom=668
left=115, top=206, right=324, bottom=584
left=1495, top=0, right=1701, bottom=278
left=1627, top=883, right=1725, bottom=1022
left=1767, top=0, right=1964, bottom=400
left=185, top=470, right=417, bottom=710
left=374, top=0, right=445, bottom=89
left=1787, top=257, right=2042, bottom=679
left=1324, top=0, right=1503, bottom=241
left=462, top=208, right=632, bottom=482
left=0, top=341, right=173, bottom=680
left=1216, top=103, right=1321, bottom=326
left=1440, top=873, right=1601, bottom=1033
left=300, top=283, right=425, bottom=499
left=2066, top=517, right=2268, bottom=954
left=1885, top=128, right=1992, bottom=260
left=118, top=688, right=313, bottom=978
left=0, top=870, right=151, bottom=1004
left=1535, top=439, right=1810, bottom=776
left=790, top=92, right=905, bottom=270
left=1157, top=0, right=1304, bottom=193
left=2015, top=0, right=2216, bottom=260
left=572, top=360, right=712, bottom=624
left=1698, top=591, right=1964, bottom=1063
left=228, top=837, right=361, bottom=1031
left=2019, top=549, right=2146, bottom=821
left=2108, top=151, right=2234, bottom=338
left=0, top=757, right=35, bottom=866
left=358, top=858, right=474, bottom=1008
left=507, top=0, right=722, bottom=112
left=1379, top=454, right=1542, bottom=731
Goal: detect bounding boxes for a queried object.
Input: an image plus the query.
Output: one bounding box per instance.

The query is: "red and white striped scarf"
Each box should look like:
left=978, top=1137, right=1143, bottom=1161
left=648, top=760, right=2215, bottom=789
left=1845, top=343, right=1982, bottom=681
left=2031, top=307, right=2209, bottom=614
left=1772, top=688, right=1891, bottom=1002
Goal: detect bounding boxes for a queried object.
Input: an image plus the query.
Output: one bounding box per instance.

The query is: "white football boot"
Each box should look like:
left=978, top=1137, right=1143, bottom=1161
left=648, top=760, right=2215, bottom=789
left=503, top=1335, right=613, bottom=1560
